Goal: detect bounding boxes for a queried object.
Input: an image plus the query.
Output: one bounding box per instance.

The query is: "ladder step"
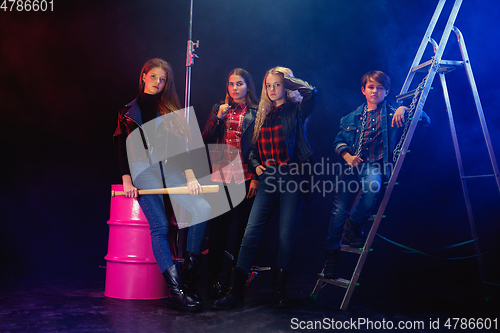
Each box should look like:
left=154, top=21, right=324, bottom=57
left=316, top=276, right=352, bottom=289
left=340, top=244, right=363, bottom=254
left=462, top=174, right=496, bottom=179
left=340, top=244, right=373, bottom=254
left=369, top=214, right=386, bottom=220
left=411, top=59, right=464, bottom=74
left=396, top=88, right=434, bottom=102
left=398, top=60, right=463, bottom=101
left=396, top=88, right=421, bottom=102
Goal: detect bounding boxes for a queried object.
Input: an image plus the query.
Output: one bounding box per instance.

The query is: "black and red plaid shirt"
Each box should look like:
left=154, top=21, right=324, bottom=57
left=258, top=104, right=289, bottom=166
left=358, top=107, right=383, bottom=163
left=211, top=102, right=253, bottom=184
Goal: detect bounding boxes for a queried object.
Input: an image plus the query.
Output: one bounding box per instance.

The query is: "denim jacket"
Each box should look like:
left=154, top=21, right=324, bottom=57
left=333, top=100, right=430, bottom=176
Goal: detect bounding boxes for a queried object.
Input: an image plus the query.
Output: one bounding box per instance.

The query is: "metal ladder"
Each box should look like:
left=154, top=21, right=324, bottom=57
left=311, top=0, right=500, bottom=310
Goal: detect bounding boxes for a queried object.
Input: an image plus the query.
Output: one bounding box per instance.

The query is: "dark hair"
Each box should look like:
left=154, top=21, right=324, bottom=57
left=139, top=58, right=189, bottom=139
left=361, top=70, right=391, bottom=91
left=225, top=68, right=258, bottom=107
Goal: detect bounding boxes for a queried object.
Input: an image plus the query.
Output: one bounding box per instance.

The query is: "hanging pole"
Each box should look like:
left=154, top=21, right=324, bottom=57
left=184, top=0, right=199, bottom=122
left=175, top=0, right=200, bottom=261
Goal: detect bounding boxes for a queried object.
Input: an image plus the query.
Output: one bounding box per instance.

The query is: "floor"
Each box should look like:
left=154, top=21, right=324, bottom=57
left=1, top=265, right=498, bottom=333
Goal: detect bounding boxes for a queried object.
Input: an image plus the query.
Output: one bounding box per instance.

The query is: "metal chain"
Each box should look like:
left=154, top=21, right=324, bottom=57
left=392, top=73, right=430, bottom=162
left=354, top=104, right=369, bottom=157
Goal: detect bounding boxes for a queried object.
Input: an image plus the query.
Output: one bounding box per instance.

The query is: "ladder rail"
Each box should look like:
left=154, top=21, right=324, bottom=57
left=430, top=0, right=463, bottom=71
left=452, top=26, right=500, bottom=195
left=439, top=72, right=486, bottom=289
left=339, top=191, right=392, bottom=309
left=399, top=0, right=446, bottom=96
left=344, top=0, right=464, bottom=310
left=340, top=90, right=432, bottom=309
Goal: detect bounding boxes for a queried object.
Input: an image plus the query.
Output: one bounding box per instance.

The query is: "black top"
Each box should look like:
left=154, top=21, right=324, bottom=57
left=117, top=93, right=161, bottom=176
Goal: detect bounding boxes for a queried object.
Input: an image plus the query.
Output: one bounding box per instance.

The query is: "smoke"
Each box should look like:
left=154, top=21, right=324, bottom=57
left=1, top=0, right=498, bottom=274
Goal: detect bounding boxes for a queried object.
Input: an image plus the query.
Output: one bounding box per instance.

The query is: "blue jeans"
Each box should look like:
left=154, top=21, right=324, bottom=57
left=135, top=163, right=211, bottom=273
left=326, top=162, right=382, bottom=250
left=236, top=165, right=304, bottom=274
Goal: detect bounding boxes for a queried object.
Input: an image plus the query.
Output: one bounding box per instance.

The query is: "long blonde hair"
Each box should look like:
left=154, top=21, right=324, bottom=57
left=251, top=67, right=302, bottom=144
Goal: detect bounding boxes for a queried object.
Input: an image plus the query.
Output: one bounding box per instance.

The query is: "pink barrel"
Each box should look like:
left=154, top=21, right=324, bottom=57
left=104, top=184, right=168, bottom=299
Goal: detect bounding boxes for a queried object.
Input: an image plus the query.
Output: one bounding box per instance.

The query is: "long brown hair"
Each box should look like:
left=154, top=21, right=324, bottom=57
left=251, top=66, right=302, bottom=144
left=224, top=68, right=258, bottom=107
left=139, top=58, right=190, bottom=139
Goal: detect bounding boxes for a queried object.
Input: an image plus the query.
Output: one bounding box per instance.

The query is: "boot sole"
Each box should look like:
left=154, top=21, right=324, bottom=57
left=273, top=303, right=290, bottom=309
left=207, top=294, right=226, bottom=300
left=342, top=239, right=365, bottom=248
left=207, top=289, right=227, bottom=300
left=167, top=302, right=203, bottom=313
left=211, top=301, right=244, bottom=310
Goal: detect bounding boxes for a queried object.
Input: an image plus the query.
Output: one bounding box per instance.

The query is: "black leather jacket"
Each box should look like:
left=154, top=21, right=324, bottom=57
left=113, top=98, right=199, bottom=177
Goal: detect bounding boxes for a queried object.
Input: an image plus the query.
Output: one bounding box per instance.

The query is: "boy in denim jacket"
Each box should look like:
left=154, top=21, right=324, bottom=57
left=323, top=70, right=430, bottom=279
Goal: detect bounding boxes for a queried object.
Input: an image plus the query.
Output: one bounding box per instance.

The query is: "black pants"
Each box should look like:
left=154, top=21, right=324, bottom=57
left=207, top=179, right=255, bottom=276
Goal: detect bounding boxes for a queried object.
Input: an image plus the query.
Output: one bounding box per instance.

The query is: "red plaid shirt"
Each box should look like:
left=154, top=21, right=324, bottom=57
left=211, top=102, right=253, bottom=184
left=359, top=107, right=383, bottom=162
left=258, top=104, right=289, bottom=167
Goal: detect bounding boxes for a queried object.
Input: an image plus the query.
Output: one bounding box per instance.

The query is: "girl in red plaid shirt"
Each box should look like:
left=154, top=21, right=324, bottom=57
left=213, top=67, right=317, bottom=309
left=202, top=68, right=260, bottom=300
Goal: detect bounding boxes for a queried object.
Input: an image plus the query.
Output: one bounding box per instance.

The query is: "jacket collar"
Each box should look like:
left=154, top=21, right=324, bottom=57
left=353, top=103, right=365, bottom=116
left=124, top=98, right=143, bottom=126
left=242, top=106, right=257, bottom=133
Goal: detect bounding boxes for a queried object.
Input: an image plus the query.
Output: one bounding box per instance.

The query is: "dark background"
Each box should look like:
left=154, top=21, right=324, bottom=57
left=1, top=0, right=499, bottom=297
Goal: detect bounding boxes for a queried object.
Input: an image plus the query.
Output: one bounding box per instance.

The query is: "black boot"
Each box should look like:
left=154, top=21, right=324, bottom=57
left=222, top=263, right=235, bottom=290
left=212, top=267, right=247, bottom=310
left=323, top=249, right=340, bottom=279
left=272, top=268, right=290, bottom=308
left=162, top=264, right=202, bottom=312
left=207, top=271, right=225, bottom=300
left=343, top=220, right=366, bottom=248
left=182, top=252, right=203, bottom=302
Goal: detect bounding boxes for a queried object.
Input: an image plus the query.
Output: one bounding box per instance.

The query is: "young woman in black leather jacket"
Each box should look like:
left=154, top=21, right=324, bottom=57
left=114, top=58, right=210, bottom=312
